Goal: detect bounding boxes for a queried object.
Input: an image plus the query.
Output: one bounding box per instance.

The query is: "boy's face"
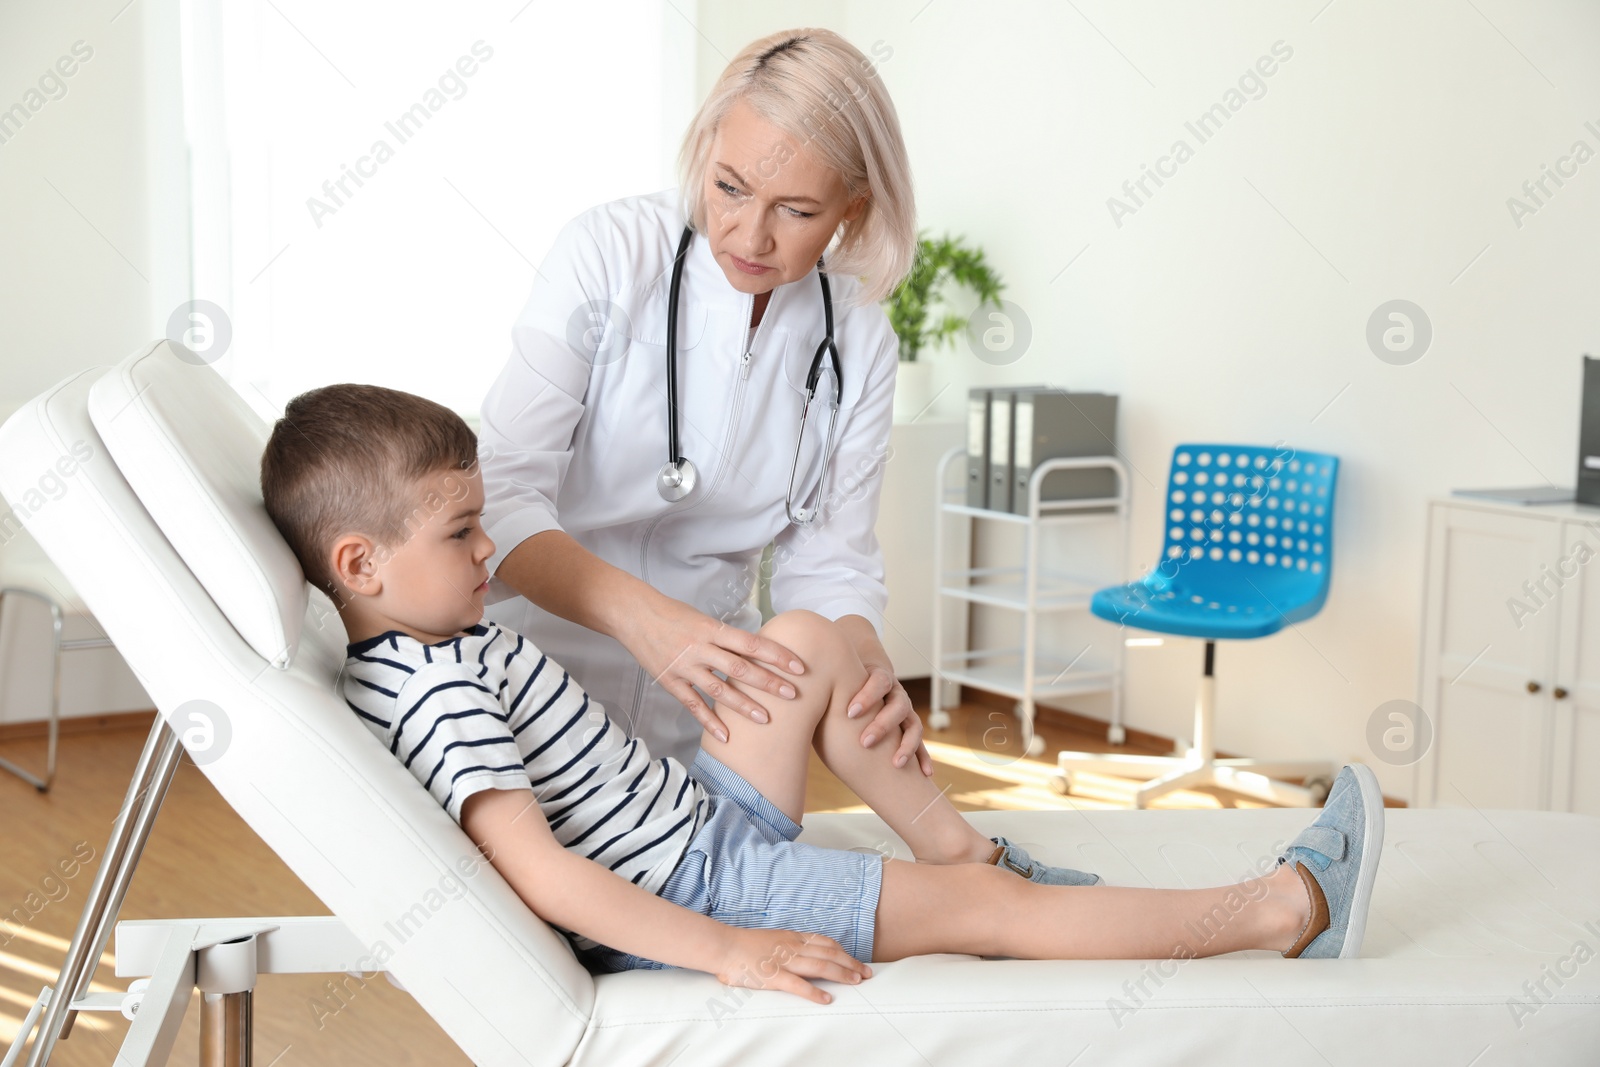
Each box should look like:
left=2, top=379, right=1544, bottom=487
left=334, top=464, right=495, bottom=645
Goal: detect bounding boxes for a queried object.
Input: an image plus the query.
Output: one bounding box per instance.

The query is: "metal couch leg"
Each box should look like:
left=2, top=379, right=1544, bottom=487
left=199, top=993, right=252, bottom=1067
left=196, top=933, right=261, bottom=1067
left=17, top=713, right=183, bottom=1066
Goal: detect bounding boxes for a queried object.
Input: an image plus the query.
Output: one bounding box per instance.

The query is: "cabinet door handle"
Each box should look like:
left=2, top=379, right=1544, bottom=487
left=1554, top=686, right=1569, bottom=700
left=1527, top=680, right=1542, bottom=694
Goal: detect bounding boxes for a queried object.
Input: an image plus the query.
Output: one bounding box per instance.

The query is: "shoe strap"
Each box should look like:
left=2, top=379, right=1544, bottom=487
left=987, top=840, right=1035, bottom=877
left=1294, top=825, right=1346, bottom=869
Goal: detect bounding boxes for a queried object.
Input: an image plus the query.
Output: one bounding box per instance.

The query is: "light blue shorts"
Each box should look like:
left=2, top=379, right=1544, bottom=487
left=580, top=747, right=885, bottom=972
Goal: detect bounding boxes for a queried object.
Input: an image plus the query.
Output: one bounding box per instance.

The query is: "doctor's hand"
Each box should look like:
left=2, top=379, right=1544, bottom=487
left=833, top=614, right=934, bottom=777
left=845, top=663, right=935, bottom=777
left=622, top=595, right=806, bottom=742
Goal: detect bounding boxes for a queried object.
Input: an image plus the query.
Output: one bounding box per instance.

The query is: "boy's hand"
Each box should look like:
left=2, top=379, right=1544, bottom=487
left=711, top=926, right=873, bottom=1004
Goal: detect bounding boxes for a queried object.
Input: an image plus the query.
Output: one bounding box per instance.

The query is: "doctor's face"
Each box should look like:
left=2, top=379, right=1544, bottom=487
left=702, top=98, right=866, bottom=298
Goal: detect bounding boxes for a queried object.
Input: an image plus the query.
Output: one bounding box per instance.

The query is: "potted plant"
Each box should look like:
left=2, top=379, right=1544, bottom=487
left=882, top=232, right=1005, bottom=418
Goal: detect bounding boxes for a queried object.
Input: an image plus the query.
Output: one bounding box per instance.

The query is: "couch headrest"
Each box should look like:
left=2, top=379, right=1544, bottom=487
left=87, top=341, right=307, bottom=668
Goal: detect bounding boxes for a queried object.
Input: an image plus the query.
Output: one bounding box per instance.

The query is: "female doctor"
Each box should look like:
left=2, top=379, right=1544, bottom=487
left=478, top=28, right=934, bottom=778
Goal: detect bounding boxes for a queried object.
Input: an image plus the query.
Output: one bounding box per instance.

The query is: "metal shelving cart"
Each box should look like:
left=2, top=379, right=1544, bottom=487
left=930, top=449, right=1132, bottom=761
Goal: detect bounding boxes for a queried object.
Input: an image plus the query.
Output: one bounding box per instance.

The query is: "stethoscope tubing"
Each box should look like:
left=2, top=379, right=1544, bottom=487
left=660, top=224, right=841, bottom=525
left=665, top=223, right=696, bottom=472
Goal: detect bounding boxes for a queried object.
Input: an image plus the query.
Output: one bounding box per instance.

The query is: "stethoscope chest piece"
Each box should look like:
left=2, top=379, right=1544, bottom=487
left=657, top=457, right=698, bottom=501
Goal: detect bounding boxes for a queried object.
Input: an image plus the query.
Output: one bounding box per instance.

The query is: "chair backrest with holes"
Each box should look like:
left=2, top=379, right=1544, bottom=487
left=1154, top=443, right=1338, bottom=617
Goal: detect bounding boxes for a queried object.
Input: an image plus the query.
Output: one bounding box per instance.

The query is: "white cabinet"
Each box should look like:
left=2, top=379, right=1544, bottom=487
left=1554, top=514, right=1600, bottom=816
left=878, top=421, right=965, bottom=678
left=1415, top=497, right=1600, bottom=814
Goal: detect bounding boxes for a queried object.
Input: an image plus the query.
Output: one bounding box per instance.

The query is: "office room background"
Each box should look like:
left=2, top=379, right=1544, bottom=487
left=2, top=0, right=1598, bottom=811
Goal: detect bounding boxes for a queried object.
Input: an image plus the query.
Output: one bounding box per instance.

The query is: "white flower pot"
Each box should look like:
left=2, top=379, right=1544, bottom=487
left=893, top=358, right=936, bottom=422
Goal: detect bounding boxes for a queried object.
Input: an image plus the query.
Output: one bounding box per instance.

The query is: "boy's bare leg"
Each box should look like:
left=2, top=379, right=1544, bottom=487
left=704, top=610, right=1318, bottom=962
left=869, top=854, right=1313, bottom=962
left=705, top=610, right=995, bottom=865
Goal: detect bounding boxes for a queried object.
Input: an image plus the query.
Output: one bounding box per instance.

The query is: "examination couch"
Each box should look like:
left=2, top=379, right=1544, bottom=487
left=1, top=340, right=1598, bottom=1066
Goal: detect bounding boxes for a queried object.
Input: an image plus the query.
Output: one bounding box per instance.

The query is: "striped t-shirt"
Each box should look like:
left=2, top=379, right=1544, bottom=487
left=341, top=621, right=710, bottom=952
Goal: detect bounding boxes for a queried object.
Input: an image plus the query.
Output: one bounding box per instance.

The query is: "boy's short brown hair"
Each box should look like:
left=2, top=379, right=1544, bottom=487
left=260, top=383, right=479, bottom=599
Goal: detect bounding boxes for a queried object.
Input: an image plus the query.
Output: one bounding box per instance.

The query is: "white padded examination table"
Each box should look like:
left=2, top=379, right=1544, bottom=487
left=580, top=808, right=1600, bottom=1064
left=2, top=342, right=1597, bottom=1066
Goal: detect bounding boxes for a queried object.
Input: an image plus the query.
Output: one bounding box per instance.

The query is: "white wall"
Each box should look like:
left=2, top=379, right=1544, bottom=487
left=0, top=0, right=187, bottom=409
left=690, top=0, right=1600, bottom=802
left=0, top=0, right=188, bottom=721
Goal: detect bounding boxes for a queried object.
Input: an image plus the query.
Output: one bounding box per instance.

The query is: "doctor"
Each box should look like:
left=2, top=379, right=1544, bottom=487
left=479, top=28, right=933, bottom=777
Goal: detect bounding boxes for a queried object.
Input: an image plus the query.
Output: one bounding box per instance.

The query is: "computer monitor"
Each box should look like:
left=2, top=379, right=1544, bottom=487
left=1579, top=355, right=1600, bottom=507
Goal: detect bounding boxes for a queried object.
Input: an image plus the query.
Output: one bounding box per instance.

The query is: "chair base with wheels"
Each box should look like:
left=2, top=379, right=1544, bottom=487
left=1055, top=640, right=1332, bottom=808
left=1056, top=443, right=1341, bottom=809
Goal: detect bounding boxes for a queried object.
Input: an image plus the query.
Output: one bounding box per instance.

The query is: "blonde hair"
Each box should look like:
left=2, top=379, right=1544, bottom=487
left=678, top=29, right=916, bottom=305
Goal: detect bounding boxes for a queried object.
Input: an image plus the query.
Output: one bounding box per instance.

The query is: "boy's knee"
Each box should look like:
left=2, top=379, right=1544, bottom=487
left=960, top=861, right=1032, bottom=939
left=760, top=610, right=865, bottom=689
left=761, top=609, right=840, bottom=658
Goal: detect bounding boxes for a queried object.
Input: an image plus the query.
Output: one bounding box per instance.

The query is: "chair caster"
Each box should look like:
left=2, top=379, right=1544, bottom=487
left=1025, top=734, right=1045, bottom=757
left=1049, top=771, right=1073, bottom=795
left=1304, top=775, right=1333, bottom=805
left=928, top=708, right=950, bottom=731
left=1108, top=724, right=1126, bottom=746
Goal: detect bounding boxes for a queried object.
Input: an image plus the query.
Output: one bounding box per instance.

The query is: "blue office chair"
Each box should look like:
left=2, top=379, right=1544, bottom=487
left=1056, top=443, right=1338, bottom=808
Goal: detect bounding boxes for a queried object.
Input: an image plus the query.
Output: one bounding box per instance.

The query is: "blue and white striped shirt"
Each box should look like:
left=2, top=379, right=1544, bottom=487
left=341, top=621, right=709, bottom=949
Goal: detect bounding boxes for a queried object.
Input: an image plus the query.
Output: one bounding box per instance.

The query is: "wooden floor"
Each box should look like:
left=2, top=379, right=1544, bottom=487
left=0, top=693, right=1376, bottom=1065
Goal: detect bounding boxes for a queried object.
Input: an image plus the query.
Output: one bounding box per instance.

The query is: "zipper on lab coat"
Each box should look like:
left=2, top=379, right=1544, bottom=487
left=624, top=291, right=764, bottom=733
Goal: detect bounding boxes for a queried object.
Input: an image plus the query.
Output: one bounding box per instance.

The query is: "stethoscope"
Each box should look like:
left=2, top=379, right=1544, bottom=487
left=657, top=224, right=842, bottom=526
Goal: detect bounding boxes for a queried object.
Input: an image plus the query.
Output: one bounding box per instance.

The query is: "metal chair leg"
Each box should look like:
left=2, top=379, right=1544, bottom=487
left=0, top=588, right=63, bottom=792
left=0, top=586, right=115, bottom=793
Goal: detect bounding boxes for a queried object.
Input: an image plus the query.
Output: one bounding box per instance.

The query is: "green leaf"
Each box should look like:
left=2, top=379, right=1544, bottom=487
left=881, top=231, right=1007, bottom=361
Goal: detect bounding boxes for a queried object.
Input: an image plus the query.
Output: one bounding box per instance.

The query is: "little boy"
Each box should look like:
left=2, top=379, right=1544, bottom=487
left=260, top=383, right=1385, bottom=1004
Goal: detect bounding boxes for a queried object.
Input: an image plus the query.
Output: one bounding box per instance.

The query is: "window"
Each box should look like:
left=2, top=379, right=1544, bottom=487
left=181, top=0, right=693, bottom=419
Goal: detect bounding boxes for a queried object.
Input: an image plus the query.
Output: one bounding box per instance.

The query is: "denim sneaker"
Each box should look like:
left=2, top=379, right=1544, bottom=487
left=1278, top=763, right=1385, bottom=959
left=987, top=836, right=1103, bottom=886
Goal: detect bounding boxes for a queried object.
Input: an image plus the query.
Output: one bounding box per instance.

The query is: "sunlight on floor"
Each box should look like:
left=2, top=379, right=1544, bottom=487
left=811, top=737, right=1275, bottom=815
left=0, top=917, right=124, bottom=1046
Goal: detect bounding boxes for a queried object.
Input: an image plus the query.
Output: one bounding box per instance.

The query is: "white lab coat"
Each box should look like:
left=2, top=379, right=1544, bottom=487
left=479, top=188, right=898, bottom=768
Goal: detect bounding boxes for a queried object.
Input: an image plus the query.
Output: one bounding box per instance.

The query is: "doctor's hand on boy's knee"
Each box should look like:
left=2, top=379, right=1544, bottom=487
left=619, top=590, right=813, bottom=743
left=712, top=925, right=873, bottom=1004
left=831, top=614, right=934, bottom=777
